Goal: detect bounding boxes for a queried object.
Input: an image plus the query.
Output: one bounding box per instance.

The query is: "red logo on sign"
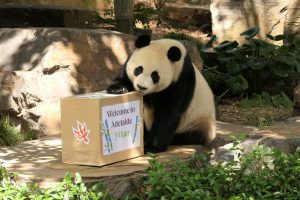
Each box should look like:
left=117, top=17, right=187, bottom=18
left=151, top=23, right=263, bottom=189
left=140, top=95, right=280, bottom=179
left=72, top=121, right=90, bottom=144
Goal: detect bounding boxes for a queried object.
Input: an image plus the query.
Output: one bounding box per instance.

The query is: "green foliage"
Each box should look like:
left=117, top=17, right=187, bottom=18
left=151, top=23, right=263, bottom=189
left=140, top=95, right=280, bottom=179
left=240, top=92, right=293, bottom=108
left=0, top=116, right=22, bottom=146
left=201, top=27, right=300, bottom=99
left=2, top=142, right=300, bottom=199
left=0, top=171, right=113, bottom=200
left=0, top=162, right=16, bottom=182
left=142, top=144, right=300, bottom=200
left=0, top=116, right=38, bottom=146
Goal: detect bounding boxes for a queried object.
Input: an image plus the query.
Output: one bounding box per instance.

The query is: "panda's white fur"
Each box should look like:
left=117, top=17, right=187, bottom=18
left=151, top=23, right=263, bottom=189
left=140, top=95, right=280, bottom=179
left=176, top=63, right=216, bottom=142
left=107, top=35, right=216, bottom=152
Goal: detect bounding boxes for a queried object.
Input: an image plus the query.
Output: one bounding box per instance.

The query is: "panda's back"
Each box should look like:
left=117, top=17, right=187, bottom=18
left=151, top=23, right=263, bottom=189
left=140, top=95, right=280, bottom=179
left=176, top=64, right=216, bottom=134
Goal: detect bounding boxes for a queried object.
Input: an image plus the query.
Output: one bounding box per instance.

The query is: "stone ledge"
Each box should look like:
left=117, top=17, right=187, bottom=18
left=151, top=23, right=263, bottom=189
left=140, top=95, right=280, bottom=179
left=1, top=118, right=300, bottom=188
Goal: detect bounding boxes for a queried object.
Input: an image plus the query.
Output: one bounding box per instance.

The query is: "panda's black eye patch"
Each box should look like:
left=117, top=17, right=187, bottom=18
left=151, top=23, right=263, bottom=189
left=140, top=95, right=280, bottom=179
left=134, top=66, right=143, bottom=76
left=151, top=71, right=160, bottom=83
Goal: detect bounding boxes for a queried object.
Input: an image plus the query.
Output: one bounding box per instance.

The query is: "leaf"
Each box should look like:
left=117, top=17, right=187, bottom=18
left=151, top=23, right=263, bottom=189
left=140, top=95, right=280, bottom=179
left=259, top=46, right=275, bottom=56
left=266, top=34, right=275, bottom=41
left=271, top=92, right=293, bottom=107
left=261, top=92, right=273, bottom=106
left=200, top=50, right=218, bottom=61
left=74, top=172, right=82, bottom=184
left=295, top=59, right=300, bottom=72
left=271, top=63, right=293, bottom=77
left=274, top=35, right=286, bottom=41
left=281, top=55, right=297, bottom=67
left=217, top=53, right=235, bottom=63
left=246, top=58, right=267, bottom=70
left=276, top=45, right=289, bottom=55
left=226, top=75, right=249, bottom=94
left=226, top=61, right=241, bottom=75
left=91, top=182, right=106, bottom=192
left=249, top=39, right=269, bottom=47
left=215, top=41, right=239, bottom=52
left=240, top=27, right=260, bottom=40
left=63, top=172, right=72, bottom=182
left=204, top=35, right=217, bottom=49
left=240, top=93, right=267, bottom=108
left=239, top=97, right=257, bottom=108
left=294, top=37, right=300, bottom=49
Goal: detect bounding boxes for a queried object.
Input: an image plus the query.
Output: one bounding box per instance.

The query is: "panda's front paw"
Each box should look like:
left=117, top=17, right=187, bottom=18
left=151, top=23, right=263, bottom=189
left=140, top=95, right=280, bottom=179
left=107, top=84, right=129, bottom=94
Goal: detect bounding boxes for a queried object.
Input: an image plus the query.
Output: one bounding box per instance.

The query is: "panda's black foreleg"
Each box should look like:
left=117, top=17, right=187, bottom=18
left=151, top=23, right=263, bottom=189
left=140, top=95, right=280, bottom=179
left=107, top=66, right=134, bottom=94
left=144, top=110, right=181, bottom=153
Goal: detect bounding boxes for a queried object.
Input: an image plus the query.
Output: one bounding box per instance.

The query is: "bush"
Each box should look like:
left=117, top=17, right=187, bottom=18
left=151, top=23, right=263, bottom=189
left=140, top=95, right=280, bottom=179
left=1, top=141, right=300, bottom=199
left=0, top=116, right=38, bottom=146
left=141, top=145, right=300, bottom=199
left=0, top=170, right=113, bottom=200
left=201, top=27, right=300, bottom=99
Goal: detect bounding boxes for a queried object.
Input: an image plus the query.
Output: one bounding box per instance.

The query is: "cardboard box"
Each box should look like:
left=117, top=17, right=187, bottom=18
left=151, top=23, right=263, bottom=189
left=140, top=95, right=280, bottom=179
left=61, top=91, right=144, bottom=166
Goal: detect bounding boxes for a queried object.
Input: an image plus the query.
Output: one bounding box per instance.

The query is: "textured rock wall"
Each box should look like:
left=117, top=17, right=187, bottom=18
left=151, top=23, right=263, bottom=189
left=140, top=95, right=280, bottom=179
left=0, top=28, right=135, bottom=135
left=285, top=0, right=300, bottom=36
left=0, top=28, right=203, bottom=136
left=211, top=0, right=289, bottom=44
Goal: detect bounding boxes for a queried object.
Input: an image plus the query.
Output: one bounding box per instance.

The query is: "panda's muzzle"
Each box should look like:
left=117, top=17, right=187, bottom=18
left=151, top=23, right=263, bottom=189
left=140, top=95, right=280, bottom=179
left=137, top=84, right=147, bottom=91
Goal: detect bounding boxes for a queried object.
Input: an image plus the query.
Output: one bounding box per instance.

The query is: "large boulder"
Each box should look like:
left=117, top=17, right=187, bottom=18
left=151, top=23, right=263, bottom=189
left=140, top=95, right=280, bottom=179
left=285, top=0, right=300, bottom=36
left=0, top=28, right=135, bottom=135
left=211, top=0, right=289, bottom=44
left=0, top=28, right=203, bottom=135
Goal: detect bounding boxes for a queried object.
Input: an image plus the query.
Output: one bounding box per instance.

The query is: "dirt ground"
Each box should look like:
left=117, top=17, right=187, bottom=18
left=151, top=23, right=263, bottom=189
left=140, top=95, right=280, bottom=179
left=217, top=100, right=293, bottom=127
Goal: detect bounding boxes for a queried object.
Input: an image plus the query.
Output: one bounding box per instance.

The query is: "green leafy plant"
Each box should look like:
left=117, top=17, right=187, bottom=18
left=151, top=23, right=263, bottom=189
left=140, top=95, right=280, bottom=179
left=0, top=116, right=22, bottom=146
left=0, top=171, right=113, bottom=200
left=201, top=27, right=300, bottom=99
left=141, top=141, right=300, bottom=199
left=0, top=116, right=38, bottom=146
left=239, top=92, right=293, bottom=108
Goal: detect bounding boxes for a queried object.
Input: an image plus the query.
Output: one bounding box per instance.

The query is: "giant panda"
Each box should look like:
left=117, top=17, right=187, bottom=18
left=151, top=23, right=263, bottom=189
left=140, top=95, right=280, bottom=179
left=107, top=35, right=216, bottom=153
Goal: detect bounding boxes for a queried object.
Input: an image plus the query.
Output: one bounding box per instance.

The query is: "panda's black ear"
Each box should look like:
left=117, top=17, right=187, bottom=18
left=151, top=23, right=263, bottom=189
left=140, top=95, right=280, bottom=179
left=135, top=35, right=151, bottom=48
left=167, top=46, right=181, bottom=62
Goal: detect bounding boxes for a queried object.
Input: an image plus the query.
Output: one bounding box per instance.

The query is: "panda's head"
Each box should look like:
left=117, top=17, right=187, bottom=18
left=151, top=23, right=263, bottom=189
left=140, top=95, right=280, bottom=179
left=126, top=35, right=187, bottom=95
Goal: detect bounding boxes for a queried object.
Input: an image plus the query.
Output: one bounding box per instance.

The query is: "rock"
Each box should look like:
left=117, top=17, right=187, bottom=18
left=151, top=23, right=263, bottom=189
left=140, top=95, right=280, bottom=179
left=210, top=135, right=265, bottom=163
left=180, top=40, right=203, bottom=70
left=165, top=2, right=211, bottom=29
left=0, top=28, right=135, bottom=135
left=208, top=134, right=300, bottom=165
left=211, top=0, right=289, bottom=44
left=102, top=174, right=145, bottom=199
left=285, top=0, right=300, bottom=36
left=0, top=28, right=203, bottom=135
left=261, top=137, right=300, bottom=153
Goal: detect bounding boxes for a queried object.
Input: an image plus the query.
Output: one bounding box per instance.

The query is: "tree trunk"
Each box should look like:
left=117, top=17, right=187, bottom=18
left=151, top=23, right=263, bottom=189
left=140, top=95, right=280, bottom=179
left=114, top=0, right=133, bottom=34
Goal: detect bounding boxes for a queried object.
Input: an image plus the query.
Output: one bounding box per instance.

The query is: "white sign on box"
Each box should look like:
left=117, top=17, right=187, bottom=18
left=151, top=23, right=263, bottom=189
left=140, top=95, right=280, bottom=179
left=101, top=100, right=142, bottom=155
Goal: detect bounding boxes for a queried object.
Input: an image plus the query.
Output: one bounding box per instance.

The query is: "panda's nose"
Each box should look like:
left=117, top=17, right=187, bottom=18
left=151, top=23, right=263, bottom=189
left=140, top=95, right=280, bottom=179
left=137, top=84, right=147, bottom=90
